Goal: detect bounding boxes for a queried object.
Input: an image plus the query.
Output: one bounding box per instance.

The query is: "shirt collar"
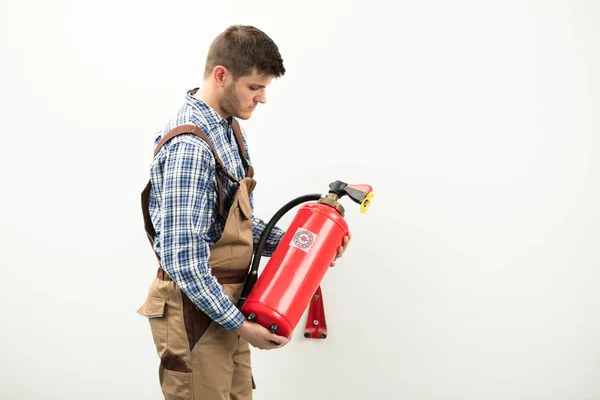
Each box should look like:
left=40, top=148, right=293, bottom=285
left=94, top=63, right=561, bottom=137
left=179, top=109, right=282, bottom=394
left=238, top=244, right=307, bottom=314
left=186, top=87, right=232, bottom=128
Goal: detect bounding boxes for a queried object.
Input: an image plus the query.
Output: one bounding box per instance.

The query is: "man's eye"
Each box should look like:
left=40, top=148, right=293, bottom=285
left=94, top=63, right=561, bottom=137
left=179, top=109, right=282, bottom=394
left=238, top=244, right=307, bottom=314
left=250, top=86, right=259, bottom=90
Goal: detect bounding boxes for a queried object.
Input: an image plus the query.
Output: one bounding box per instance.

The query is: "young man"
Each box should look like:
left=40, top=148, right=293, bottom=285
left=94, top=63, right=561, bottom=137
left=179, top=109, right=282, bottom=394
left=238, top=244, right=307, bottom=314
left=137, top=25, right=349, bottom=399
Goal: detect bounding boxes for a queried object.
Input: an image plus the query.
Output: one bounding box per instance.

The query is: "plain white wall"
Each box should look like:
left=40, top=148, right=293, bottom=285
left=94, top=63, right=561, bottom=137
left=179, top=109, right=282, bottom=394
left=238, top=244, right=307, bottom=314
left=1, top=0, right=599, bottom=399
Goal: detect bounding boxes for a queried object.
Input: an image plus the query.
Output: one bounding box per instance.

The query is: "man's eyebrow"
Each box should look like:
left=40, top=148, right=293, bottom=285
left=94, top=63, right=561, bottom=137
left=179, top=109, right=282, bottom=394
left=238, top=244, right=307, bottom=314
left=249, top=83, right=266, bottom=88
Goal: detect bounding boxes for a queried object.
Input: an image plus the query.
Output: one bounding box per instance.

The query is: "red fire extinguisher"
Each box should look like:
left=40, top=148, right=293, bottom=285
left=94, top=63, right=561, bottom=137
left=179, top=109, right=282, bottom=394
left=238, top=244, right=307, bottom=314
left=237, top=180, right=374, bottom=339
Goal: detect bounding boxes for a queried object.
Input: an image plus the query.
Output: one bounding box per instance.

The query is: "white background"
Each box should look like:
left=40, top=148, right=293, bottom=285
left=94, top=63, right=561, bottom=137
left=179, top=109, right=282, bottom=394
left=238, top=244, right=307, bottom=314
left=1, top=0, right=599, bottom=399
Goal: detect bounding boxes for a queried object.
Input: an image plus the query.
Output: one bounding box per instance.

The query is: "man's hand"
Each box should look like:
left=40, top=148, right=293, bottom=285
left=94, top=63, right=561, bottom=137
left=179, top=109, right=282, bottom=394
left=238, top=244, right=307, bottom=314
left=235, top=320, right=291, bottom=350
left=330, top=231, right=351, bottom=267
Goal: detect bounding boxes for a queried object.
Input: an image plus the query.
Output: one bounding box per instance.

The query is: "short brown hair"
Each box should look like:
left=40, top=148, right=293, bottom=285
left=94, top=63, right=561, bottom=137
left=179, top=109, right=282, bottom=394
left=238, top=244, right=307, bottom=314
left=204, top=25, right=286, bottom=80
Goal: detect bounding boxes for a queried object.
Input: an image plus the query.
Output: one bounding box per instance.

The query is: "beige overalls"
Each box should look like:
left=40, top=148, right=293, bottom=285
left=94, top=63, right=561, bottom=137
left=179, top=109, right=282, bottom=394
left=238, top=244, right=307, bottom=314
left=137, top=122, right=258, bottom=400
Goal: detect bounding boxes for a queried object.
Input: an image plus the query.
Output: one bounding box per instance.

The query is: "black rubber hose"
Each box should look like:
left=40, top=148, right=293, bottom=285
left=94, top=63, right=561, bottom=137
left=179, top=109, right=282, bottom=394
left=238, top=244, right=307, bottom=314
left=237, top=193, right=323, bottom=308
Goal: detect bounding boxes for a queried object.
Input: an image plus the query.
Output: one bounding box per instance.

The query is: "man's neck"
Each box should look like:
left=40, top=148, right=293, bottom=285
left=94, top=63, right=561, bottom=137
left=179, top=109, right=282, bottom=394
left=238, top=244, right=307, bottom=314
left=195, top=86, right=229, bottom=120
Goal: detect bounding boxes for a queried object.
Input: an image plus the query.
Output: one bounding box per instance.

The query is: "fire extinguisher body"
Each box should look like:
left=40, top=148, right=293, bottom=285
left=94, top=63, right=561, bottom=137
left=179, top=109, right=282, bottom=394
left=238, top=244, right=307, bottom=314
left=240, top=202, right=348, bottom=338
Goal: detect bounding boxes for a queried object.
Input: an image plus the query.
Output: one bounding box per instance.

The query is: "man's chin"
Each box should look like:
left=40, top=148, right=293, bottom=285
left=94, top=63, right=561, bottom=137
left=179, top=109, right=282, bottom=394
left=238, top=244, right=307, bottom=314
left=234, top=111, right=253, bottom=120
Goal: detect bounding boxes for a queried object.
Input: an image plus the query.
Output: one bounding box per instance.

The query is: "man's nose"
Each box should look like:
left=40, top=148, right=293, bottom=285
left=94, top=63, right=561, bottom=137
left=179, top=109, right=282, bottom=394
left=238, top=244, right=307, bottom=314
left=256, top=92, right=267, bottom=104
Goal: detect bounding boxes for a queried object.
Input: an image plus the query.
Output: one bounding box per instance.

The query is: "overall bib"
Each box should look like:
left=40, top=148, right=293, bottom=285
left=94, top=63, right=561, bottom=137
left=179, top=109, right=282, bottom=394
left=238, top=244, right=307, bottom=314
left=138, top=122, right=257, bottom=400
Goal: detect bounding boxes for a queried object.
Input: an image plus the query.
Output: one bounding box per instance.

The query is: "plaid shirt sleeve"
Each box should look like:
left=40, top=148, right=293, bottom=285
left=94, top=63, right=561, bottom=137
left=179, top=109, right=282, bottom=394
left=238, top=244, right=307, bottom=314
left=159, top=140, right=245, bottom=331
left=251, top=211, right=286, bottom=256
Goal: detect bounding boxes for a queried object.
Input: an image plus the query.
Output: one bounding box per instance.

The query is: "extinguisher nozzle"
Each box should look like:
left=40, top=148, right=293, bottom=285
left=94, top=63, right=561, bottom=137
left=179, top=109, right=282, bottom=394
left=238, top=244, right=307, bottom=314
left=359, top=192, right=374, bottom=213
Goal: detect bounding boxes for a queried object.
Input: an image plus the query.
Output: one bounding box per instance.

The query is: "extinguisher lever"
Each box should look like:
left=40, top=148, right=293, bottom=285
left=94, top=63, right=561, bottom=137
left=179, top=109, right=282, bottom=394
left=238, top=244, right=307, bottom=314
left=327, top=181, right=374, bottom=213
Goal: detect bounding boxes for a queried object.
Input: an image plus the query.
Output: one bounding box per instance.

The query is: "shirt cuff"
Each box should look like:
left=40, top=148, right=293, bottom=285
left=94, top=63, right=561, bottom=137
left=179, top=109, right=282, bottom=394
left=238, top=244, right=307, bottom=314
left=219, top=302, right=247, bottom=331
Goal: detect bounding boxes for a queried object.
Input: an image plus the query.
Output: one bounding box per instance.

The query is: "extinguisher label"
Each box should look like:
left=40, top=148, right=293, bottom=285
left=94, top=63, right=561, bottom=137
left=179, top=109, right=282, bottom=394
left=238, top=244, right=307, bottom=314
left=290, top=227, right=318, bottom=253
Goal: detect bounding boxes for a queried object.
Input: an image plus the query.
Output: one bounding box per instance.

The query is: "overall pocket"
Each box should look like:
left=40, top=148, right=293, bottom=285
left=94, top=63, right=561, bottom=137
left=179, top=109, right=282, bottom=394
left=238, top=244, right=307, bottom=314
left=137, top=295, right=168, bottom=354
left=159, top=350, right=193, bottom=400
left=138, top=295, right=194, bottom=399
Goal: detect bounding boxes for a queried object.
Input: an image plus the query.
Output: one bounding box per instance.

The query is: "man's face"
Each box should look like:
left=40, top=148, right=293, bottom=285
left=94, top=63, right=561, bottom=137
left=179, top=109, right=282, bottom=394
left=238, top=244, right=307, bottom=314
left=220, top=69, right=273, bottom=120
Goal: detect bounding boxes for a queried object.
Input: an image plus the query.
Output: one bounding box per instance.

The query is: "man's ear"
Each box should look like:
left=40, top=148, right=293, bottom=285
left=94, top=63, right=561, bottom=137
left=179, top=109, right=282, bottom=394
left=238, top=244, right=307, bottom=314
left=213, top=65, right=228, bottom=86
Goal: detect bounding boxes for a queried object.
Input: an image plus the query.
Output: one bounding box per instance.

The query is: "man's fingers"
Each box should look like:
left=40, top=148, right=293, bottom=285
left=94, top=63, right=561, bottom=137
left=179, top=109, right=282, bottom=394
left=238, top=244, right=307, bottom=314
left=259, top=333, right=292, bottom=350
left=330, top=234, right=351, bottom=267
left=265, top=339, right=284, bottom=349
left=272, top=334, right=290, bottom=345
left=341, top=234, right=350, bottom=251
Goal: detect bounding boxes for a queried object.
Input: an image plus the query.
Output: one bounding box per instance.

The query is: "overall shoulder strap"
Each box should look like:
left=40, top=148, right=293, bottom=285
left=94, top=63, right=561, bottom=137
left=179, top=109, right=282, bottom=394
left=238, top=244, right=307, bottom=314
left=231, top=119, right=254, bottom=179
left=142, top=124, right=229, bottom=254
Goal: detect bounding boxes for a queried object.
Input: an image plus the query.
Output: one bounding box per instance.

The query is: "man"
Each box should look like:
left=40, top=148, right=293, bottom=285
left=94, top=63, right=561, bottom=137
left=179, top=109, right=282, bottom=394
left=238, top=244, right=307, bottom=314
left=137, top=25, right=349, bottom=400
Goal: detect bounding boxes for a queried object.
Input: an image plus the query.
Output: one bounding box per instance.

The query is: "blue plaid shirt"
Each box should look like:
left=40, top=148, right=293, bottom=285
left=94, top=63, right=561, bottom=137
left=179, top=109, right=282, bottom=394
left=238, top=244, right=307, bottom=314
left=148, top=88, right=285, bottom=330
